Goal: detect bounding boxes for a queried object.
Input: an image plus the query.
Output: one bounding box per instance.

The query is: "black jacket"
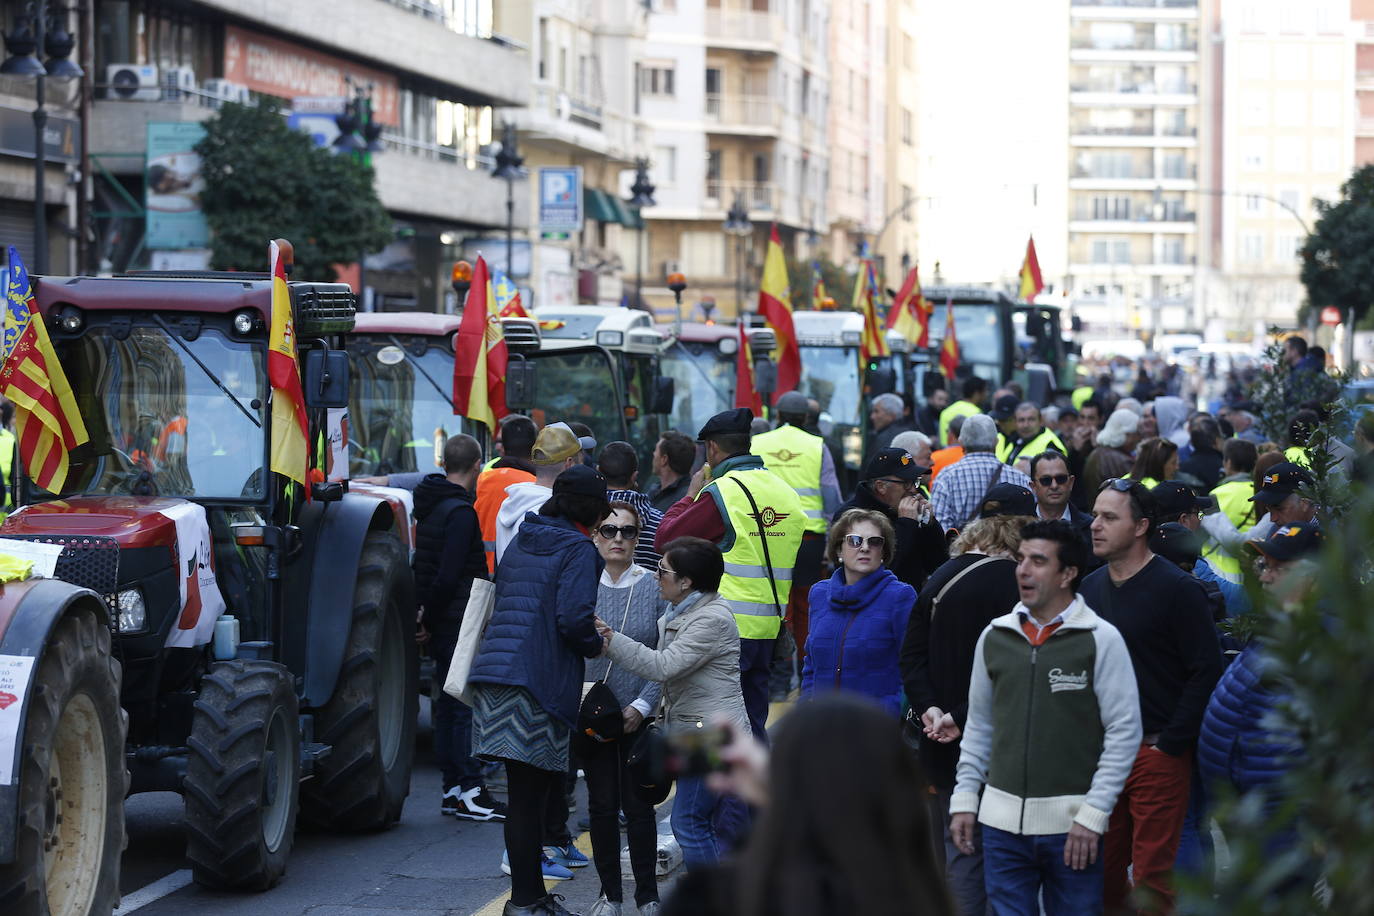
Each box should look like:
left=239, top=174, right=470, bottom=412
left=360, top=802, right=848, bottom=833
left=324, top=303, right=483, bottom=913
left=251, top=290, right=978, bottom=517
left=836, top=482, right=947, bottom=590
left=411, top=474, right=487, bottom=636
left=1179, top=446, right=1224, bottom=490
left=648, top=474, right=691, bottom=513
left=869, top=418, right=916, bottom=456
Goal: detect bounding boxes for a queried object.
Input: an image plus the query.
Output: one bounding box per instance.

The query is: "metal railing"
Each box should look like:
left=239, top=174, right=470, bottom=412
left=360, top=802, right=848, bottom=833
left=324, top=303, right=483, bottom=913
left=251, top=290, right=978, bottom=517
left=1071, top=37, right=1198, bottom=51
left=1070, top=82, right=1197, bottom=95
left=526, top=84, right=641, bottom=152
left=376, top=0, right=495, bottom=39
left=704, top=94, right=782, bottom=130
left=1073, top=210, right=1197, bottom=222
left=704, top=9, right=780, bottom=43
left=1072, top=164, right=1197, bottom=180
left=1069, top=124, right=1198, bottom=137
left=1071, top=0, right=1197, bottom=7
left=379, top=132, right=496, bottom=170
left=705, top=180, right=776, bottom=211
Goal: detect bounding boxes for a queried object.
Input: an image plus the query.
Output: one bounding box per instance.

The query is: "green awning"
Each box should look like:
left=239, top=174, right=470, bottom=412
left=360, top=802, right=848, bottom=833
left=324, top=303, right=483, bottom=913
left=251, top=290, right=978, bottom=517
left=584, top=188, right=618, bottom=223
left=618, top=198, right=644, bottom=229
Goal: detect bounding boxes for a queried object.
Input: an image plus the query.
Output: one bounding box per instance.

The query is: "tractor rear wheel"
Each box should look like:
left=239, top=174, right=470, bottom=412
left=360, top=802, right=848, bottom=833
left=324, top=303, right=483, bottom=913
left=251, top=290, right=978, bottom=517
left=300, top=530, right=417, bottom=830
left=183, top=660, right=300, bottom=890
left=0, top=603, right=126, bottom=916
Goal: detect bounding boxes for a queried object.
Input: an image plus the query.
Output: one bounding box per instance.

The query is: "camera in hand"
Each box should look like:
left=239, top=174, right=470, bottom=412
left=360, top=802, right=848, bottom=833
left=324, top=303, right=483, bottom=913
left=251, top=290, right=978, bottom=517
left=661, top=723, right=729, bottom=779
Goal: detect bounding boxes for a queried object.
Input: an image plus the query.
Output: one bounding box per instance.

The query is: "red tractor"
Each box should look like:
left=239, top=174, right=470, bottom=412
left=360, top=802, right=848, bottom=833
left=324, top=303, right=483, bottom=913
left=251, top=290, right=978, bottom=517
left=0, top=267, right=418, bottom=914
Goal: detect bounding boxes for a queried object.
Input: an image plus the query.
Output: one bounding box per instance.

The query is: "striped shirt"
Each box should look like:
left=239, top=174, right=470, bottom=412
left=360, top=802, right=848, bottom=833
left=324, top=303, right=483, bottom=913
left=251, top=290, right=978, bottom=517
left=608, top=488, right=663, bottom=572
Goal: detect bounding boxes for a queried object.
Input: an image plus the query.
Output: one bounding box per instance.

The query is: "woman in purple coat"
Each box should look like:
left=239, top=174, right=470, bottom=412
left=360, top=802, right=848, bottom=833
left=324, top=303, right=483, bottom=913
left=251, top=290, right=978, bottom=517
left=801, top=509, right=916, bottom=717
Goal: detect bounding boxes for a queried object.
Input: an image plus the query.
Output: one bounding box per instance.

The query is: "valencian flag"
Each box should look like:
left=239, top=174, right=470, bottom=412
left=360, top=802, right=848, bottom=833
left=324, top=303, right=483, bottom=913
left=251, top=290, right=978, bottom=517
left=491, top=264, right=529, bottom=319
left=1018, top=235, right=1045, bottom=303
left=0, top=247, right=88, bottom=492
left=268, top=240, right=310, bottom=488
left=453, top=256, right=510, bottom=430
left=811, top=260, right=828, bottom=307
left=733, top=320, right=763, bottom=413
left=939, top=297, right=960, bottom=380
left=852, top=259, right=889, bottom=362
left=757, top=224, right=800, bottom=393
left=886, top=266, right=933, bottom=348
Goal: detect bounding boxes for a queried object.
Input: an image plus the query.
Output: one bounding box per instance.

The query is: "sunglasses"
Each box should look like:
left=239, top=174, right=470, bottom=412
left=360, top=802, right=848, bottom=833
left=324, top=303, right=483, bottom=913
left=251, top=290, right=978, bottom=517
left=843, top=534, right=886, bottom=550
left=1102, top=478, right=1143, bottom=493
left=1037, top=474, right=1071, bottom=486
left=876, top=477, right=917, bottom=487
left=597, top=524, right=639, bottom=541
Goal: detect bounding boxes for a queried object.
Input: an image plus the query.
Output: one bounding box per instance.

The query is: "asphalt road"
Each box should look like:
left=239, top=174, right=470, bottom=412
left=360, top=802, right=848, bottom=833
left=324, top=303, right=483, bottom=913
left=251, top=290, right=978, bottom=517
left=115, top=699, right=680, bottom=916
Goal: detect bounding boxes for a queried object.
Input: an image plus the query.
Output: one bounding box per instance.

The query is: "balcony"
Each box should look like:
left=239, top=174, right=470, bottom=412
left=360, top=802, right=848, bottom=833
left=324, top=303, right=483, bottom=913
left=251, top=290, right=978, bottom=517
left=1359, top=70, right=1374, bottom=90
left=373, top=136, right=528, bottom=227
left=704, top=94, right=782, bottom=135
left=1073, top=0, right=1196, bottom=7
left=1358, top=117, right=1374, bottom=137
left=704, top=180, right=777, bottom=213
left=704, top=9, right=781, bottom=52
left=1069, top=124, right=1197, bottom=146
left=1071, top=0, right=1199, bottom=18
left=510, top=84, right=641, bottom=164
left=377, top=0, right=491, bottom=38
left=1070, top=212, right=1197, bottom=232
left=1071, top=37, right=1197, bottom=52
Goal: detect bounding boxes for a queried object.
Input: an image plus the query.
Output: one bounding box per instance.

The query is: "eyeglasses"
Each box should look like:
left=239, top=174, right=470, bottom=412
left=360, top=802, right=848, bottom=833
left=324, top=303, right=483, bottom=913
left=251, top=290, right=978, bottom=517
left=655, top=564, right=678, bottom=579
left=1037, top=474, right=1071, bottom=486
left=876, top=477, right=916, bottom=488
left=843, top=534, right=886, bottom=550
left=597, top=524, right=640, bottom=541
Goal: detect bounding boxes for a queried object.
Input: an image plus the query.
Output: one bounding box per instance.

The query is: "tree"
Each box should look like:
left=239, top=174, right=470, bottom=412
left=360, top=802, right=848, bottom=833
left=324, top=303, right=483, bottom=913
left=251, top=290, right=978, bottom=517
left=195, top=101, right=393, bottom=281
left=1299, top=164, right=1374, bottom=367
left=784, top=253, right=853, bottom=310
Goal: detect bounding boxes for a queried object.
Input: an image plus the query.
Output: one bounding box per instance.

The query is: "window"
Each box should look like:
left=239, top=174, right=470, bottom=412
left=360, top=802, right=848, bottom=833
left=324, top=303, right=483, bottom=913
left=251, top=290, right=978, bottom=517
left=1275, top=137, right=1305, bottom=172
left=1278, top=188, right=1301, bottom=214
left=640, top=64, right=675, bottom=96
left=1276, top=46, right=1308, bottom=81
left=1278, top=4, right=1306, bottom=33
left=1242, top=138, right=1267, bottom=171
left=680, top=231, right=726, bottom=276
left=655, top=146, right=677, bottom=185
left=537, top=18, right=549, bottom=80
left=903, top=33, right=913, bottom=70
left=1240, top=233, right=1264, bottom=262
left=902, top=185, right=914, bottom=222
left=1091, top=238, right=1131, bottom=264
left=1276, top=234, right=1304, bottom=261
left=1311, top=92, right=1339, bottom=128
left=1090, top=196, right=1132, bottom=220
left=1160, top=154, right=1192, bottom=180
left=1159, top=237, right=1185, bottom=265
left=1313, top=137, right=1340, bottom=173
left=1241, top=44, right=1269, bottom=80
left=1243, top=192, right=1264, bottom=215
left=901, top=108, right=913, bottom=145
left=1241, top=91, right=1269, bottom=127
left=1275, top=90, right=1305, bottom=127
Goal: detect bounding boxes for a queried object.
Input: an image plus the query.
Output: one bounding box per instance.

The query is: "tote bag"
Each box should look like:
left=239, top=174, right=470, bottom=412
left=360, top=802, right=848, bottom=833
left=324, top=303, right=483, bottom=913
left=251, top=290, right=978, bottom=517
left=442, top=578, right=496, bottom=706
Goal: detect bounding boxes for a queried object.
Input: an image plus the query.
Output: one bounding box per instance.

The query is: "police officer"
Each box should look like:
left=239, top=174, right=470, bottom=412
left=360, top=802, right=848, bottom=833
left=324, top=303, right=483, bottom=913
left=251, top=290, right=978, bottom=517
left=751, top=391, right=842, bottom=696
left=656, top=407, right=806, bottom=740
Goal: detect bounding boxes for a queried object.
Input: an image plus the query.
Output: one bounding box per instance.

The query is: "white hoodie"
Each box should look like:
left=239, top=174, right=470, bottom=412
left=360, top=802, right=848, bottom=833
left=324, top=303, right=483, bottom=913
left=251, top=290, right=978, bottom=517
left=494, top=481, right=552, bottom=566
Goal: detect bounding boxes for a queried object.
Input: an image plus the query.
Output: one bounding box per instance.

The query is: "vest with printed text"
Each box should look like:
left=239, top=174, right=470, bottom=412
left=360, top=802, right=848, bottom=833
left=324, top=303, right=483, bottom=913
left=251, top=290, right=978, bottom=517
left=751, top=424, right=826, bottom=534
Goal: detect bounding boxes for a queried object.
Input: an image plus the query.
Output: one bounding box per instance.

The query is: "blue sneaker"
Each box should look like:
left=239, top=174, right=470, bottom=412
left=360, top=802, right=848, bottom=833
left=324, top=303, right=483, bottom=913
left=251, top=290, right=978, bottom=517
left=543, top=843, right=590, bottom=868
left=500, top=849, right=573, bottom=881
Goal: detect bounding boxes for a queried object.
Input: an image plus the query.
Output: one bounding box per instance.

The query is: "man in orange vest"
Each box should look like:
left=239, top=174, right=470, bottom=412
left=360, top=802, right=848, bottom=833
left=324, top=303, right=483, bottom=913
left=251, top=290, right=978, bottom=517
left=475, top=415, right=539, bottom=573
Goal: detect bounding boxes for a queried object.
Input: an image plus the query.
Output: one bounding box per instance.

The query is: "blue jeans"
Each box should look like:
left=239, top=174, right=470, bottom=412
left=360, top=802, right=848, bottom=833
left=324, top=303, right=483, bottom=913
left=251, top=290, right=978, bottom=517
left=982, top=825, right=1105, bottom=916
left=672, top=776, right=748, bottom=871
left=432, top=633, right=481, bottom=792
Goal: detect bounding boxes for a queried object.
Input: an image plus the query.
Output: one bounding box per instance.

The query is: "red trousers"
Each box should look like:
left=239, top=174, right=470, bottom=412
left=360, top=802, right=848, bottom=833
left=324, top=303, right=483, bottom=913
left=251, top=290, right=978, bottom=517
left=1104, top=742, right=1193, bottom=915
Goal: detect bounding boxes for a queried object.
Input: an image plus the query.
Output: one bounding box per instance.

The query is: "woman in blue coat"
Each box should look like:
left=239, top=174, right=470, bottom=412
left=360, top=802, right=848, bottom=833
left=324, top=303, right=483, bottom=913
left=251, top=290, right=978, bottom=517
left=469, top=465, right=610, bottom=916
left=801, top=509, right=916, bottom=717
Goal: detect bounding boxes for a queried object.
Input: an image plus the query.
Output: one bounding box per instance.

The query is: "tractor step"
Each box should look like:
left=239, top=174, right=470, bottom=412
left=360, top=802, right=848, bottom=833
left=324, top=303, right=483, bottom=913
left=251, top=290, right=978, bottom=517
left=300, top=742, right=331, bottom=777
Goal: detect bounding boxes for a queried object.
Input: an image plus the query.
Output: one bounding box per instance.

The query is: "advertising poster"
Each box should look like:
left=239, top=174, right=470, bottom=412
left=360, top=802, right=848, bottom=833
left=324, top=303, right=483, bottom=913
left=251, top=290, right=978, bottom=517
left=146, top=122, right=209, bottom=250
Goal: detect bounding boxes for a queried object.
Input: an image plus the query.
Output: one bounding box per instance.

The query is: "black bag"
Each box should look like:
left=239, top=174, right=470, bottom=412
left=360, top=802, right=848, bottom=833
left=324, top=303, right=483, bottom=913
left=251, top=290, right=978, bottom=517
left=576, top=680, right=624, bottom=746
left=625, top=721, right=672, bottom=805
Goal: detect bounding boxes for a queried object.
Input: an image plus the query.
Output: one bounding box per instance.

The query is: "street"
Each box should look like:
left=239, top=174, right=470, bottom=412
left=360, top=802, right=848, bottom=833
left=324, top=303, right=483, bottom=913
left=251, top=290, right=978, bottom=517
left=114, top=700, right=678, bottom=916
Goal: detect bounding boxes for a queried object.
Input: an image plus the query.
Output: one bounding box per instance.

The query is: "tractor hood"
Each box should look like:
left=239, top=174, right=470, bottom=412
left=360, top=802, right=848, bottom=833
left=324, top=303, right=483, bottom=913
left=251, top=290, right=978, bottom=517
left=1, top=496, right=186, bottom=549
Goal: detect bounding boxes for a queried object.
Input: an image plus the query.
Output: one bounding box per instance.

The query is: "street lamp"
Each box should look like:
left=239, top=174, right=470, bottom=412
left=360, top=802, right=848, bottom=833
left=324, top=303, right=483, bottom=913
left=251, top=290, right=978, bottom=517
left=2, top=2, right=83, bottom=274
left=627, top=157, right=655, bottom=310
left=723, top=195, right=751, bottom=319
left=491, top=121, right=525, bottom=277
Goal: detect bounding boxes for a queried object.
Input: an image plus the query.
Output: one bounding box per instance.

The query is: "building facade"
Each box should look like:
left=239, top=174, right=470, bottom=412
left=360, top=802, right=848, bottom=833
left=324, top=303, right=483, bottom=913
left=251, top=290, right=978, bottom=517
left=878, top=0, right=918, bottom=288
left=824, top=0, right=883, bottom=273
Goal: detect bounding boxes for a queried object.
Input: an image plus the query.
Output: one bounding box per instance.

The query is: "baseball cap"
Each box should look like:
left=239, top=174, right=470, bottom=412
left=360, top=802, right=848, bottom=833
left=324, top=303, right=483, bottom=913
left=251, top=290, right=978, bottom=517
left=979, top=483, right=1037, bottom=519
left=990, top=394, right=1020, bottom=421
left=1250, top=462, right=1313, bottom=505
left=862, top=447, right=928, bottom=482
left=552, top=464, right=608, bottom=498
left=1152, top=480, right=1216, bottom=518
left=533, top=423, right=586, bottom=465
left=697, top=407, right=754, bottom=441
left=1248, top=521, right=1324, bottom=562
left=1150, top=522, right=1203, bottom=566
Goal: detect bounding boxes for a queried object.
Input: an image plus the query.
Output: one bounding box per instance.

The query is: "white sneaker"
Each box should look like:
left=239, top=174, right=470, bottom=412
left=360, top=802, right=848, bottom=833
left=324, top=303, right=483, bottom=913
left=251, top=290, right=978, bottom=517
left=586, top=894, right=622, bottom=916
left=452, top=786, right=508, bottom=822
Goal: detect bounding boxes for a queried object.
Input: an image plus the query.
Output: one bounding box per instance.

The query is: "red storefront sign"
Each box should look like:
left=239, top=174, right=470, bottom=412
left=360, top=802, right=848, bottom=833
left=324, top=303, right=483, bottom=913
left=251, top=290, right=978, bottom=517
left=223, top=25, right=400, bottom=125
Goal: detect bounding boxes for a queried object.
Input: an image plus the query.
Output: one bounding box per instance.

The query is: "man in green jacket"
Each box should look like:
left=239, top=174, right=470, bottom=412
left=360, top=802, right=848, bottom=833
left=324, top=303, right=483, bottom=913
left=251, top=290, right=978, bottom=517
left=950, top=519, right=1141, bottom=915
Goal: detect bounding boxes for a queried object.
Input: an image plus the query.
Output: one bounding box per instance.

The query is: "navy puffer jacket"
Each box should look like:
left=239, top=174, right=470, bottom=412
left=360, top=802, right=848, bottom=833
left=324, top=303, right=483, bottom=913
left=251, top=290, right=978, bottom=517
left=1197, top=646, right=1301, bottom=793
left=468, top=512, right=606, bottom=728
left=801, top=566, right=916, bottom=717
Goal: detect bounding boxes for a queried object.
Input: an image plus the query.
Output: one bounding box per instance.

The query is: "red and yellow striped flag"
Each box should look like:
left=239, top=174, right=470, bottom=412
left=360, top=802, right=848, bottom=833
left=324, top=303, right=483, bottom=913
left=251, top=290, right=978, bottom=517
left=733, top=319, right=762, bottom=413
left=852, top=259, right=889, bottom=362
left=939, top=297, right=960, bottom=380
left=268, top=241, right=310, bottom=488
left=1018, top=235, right=1044, bottom=303
left=452, top=256, right=509, bottom=430
left=757, top=225, right=800, bottom=393
left=0, top=246, right=89, bottom=492
left=886, top=266, right=934, bottom=348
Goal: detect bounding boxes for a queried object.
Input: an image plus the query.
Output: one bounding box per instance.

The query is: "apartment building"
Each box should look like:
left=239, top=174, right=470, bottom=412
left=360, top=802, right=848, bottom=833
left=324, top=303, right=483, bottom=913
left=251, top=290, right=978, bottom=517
left=84, top=0, right=527, bottom=311
left=1066, top=0, right=1205, bottom=336
left=494, top=0, right=649, bottom=311
left=879, top=0, right=917, bottom=286
left=1352, top=0, right=1374, bottom=166
left=1202, top=0, right=1351, bottom=337
left=637, top=0, right=831, bottom=321
left=825, top=0, right=883, bottom=274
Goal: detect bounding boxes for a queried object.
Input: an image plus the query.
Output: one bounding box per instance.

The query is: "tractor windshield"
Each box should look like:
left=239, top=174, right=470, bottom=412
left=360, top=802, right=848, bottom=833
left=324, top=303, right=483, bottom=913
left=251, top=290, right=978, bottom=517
left=47, top=326, right=267, bottom=500
left=346, top=339, right=465, bottom=477
left=525, top=348, right=625, bottom=450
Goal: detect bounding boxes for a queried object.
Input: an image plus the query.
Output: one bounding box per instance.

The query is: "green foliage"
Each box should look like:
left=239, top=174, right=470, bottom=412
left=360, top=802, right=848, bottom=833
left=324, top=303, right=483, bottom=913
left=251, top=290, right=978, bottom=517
left=1246, top=335, right=1343, bottom=445
left=1299, top=164, right=1374, bottom=330
left=195, top=101, right=393, bottom=281
left=785, top=253, right=854, bottom=310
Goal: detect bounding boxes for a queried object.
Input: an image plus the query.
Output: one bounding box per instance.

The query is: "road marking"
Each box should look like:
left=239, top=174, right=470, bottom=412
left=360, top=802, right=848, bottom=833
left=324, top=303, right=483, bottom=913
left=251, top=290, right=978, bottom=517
left=112, top=869, right=193, bottom=914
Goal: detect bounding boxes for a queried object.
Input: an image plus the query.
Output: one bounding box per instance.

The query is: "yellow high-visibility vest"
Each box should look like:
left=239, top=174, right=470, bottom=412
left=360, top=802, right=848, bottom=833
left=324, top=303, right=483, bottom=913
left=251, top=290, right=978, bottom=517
left=996, top=427, right=1067, bottom=465
left=938, top=400, right=981, bottom=448
left=751, top=423, right=826, bottom=535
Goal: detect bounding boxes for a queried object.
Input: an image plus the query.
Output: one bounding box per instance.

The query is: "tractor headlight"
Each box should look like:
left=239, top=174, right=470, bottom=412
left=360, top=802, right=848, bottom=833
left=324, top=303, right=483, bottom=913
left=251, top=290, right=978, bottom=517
left=117, top=588, right=147, bottom=632
left=843, top=428, right=863, bottom=470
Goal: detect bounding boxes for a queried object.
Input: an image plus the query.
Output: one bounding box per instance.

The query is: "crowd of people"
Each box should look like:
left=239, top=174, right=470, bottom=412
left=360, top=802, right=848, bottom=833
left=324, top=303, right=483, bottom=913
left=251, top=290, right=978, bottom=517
left=394, top=332, right=1364, bottom=916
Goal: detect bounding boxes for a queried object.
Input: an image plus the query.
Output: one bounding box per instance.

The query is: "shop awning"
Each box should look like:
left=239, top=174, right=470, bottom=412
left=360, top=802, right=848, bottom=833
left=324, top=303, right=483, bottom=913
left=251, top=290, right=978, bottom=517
left=584, top=188, right=618, bottom=224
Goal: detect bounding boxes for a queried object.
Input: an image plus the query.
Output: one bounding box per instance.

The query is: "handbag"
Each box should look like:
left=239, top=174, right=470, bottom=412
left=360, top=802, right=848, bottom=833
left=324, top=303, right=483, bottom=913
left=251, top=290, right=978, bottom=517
left=442, top=577, right=495, bottom=706
left=625, top=719, right=672, bottom=805
left=574, top=579, right=636, bottom=750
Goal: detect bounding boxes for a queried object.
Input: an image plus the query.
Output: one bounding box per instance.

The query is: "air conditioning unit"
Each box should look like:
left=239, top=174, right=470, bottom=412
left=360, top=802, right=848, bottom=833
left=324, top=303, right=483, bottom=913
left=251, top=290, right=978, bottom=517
left=202, top=79, right=251, bottom=107
left=661, top=259, right=681, bottom=276
left=162, top=66, right=196, bottom=99
left=105, top=64, right=160, bottom=101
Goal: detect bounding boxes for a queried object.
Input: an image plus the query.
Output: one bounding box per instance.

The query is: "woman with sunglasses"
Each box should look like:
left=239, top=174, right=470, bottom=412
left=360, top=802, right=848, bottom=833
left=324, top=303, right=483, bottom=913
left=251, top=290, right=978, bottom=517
left=799, top=509, right=914, bottom=717
left=582, top=503, right=666, bottom=916
left=596, top=537, right=750, bottom=873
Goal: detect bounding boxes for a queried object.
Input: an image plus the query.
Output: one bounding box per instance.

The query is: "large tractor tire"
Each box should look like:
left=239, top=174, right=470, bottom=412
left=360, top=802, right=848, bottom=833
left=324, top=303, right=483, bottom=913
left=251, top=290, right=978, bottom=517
left=183, top=660, right=300, bottom=890
left=301, top=530, right=417, bottom=830
left=0, top=604, right=127, bottom=916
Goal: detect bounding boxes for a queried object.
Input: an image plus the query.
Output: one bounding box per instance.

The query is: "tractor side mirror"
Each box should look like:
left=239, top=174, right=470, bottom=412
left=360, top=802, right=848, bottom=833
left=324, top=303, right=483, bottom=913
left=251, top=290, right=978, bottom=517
left=505, top=356, right=536, bottom=411
left=867, top=367, right=896, bottom=396
left=303, top=349, right=350, bottom=408
left=651, top=376, right=675, bottom=415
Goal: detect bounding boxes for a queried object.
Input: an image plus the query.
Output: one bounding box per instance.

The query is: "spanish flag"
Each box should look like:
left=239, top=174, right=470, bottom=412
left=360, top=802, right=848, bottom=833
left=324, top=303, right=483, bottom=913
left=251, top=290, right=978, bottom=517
left=0, top=247, right=88, bottom=493
left=1018, top=235, right=1044, bottom=304
left=268, top=241, right=310, bottom=488
left=453, top=256, right=509, bottom=430
left=853, top=259, right=889, bottom=362
left=757, top=225, right=800, bottom=393
left=939, top=297, right=960, bottom=381
left=886, top=266, right=933, bottom=348
left=734, top=319, right=762, bottom=413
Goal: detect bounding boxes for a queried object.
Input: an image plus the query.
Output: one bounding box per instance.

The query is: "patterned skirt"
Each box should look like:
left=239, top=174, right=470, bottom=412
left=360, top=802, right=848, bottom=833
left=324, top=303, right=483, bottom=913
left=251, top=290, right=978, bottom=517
left=471, top=683, right=569, bottom=773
